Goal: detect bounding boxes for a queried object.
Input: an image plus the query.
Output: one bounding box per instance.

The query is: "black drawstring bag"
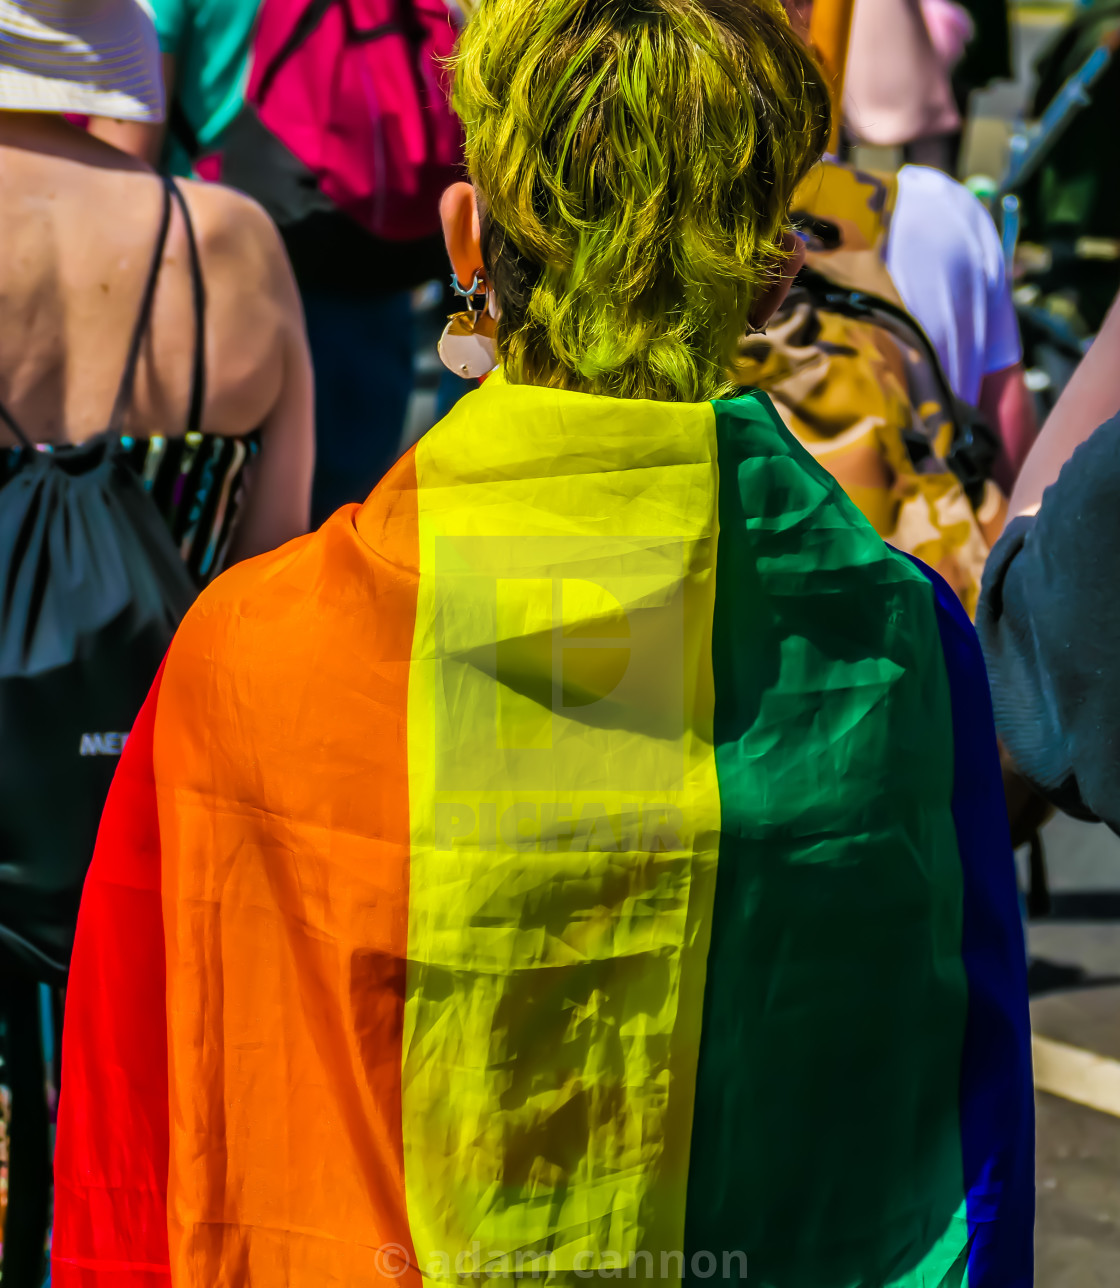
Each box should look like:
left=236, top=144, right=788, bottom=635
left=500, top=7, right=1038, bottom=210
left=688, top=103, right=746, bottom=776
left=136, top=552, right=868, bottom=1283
left=0, top=176, right=201, bottom=983
left=0, top=433, right=195, bottom=981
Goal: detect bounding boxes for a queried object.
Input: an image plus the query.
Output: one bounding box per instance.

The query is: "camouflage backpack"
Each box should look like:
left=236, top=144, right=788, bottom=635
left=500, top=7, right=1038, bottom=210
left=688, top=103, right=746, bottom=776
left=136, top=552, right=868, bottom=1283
left=732, top=161, right=1006, bottom=618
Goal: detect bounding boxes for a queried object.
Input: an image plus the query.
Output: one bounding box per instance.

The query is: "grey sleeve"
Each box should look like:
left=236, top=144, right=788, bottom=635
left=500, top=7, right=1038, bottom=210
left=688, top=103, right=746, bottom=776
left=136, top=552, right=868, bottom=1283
left=976, top=413, right=1120, bottom=835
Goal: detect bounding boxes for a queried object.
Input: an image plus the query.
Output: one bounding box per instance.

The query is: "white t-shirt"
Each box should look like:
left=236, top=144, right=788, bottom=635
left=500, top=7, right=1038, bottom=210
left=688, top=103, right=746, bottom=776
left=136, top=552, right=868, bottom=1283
left=885, top=164, right=1022, bottom=406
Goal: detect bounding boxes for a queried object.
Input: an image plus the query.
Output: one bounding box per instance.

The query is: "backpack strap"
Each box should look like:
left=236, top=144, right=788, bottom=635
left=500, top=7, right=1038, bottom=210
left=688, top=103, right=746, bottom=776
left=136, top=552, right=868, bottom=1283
left=255, top=0, right=411, bottom=106
left=257, top=0, right=337, bottom=104
left=0, top=397, right=33, bottom=451
left=107, top=178, right=175, bottom=437
left=795, top=267, right=1001, bottom=506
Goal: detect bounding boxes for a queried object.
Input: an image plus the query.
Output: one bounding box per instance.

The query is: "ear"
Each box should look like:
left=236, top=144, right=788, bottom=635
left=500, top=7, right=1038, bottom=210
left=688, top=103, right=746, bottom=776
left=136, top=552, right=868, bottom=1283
left=748, top=230, right=807, bottom=332
left=440, top=182, right=486, bottom=289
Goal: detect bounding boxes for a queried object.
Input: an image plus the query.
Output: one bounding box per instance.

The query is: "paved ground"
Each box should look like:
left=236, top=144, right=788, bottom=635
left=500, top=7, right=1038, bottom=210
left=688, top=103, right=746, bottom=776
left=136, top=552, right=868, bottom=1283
left=1028, top=814, right=1120, bottom=1283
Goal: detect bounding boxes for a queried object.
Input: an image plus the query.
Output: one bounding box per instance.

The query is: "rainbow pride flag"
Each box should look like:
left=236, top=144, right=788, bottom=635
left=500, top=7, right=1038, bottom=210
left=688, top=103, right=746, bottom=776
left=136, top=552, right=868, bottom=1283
left=54, top=375, right=1033, bottom=1287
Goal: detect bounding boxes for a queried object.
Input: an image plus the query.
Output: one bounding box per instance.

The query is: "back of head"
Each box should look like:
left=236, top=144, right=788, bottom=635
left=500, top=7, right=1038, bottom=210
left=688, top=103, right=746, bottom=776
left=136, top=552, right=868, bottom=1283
left=452, top=0, right=830, bottom=402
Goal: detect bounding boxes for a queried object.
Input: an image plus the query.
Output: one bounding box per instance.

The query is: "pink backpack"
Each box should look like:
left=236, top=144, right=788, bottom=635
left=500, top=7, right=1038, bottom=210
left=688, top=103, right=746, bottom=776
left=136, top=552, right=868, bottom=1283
left=217, top=0, right=464, bottom=240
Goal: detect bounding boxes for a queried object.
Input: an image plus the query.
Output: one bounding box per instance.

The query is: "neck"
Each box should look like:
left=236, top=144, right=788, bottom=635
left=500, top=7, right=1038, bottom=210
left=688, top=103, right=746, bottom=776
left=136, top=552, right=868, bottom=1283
left=0, top=109, right=80, bottom=139
left=0, top=110, right=150, bottom=170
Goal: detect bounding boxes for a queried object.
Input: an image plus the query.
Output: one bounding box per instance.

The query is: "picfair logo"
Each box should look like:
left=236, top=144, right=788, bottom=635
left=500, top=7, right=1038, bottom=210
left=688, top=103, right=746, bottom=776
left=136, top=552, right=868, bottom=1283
left=431, top=535, right=686, bottom=794
left=495, top=575, right=632, bottom=750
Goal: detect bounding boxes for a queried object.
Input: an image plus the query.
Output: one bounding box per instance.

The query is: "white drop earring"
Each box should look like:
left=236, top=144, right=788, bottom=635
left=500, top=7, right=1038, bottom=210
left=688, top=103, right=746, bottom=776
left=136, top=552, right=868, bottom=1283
left=438, top=271, right=498, bottom=380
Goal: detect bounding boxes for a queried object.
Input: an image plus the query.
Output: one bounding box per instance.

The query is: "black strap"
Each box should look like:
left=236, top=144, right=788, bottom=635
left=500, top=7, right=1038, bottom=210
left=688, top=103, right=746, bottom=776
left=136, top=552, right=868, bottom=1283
left=257, top=0, right=337, bottom=104
left=256, top=0, right=413, bottom=105
left=795, top=266, right=1001, bottom=506
left=107, top=178, right=175, bottom=435
left=168, top=179, right=207, bottom=435
left=108, top=177, right=207, bottom=437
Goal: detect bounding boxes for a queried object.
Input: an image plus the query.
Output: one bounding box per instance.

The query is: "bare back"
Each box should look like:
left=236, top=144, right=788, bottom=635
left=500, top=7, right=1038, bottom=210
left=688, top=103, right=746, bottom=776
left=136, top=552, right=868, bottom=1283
left=0, top=115, right=313, bottom=557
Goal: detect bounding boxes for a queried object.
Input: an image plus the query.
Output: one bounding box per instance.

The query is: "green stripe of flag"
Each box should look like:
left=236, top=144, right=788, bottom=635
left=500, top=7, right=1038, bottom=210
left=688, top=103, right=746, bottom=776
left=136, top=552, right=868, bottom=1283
left=683, top=392, right=971, bottom=1287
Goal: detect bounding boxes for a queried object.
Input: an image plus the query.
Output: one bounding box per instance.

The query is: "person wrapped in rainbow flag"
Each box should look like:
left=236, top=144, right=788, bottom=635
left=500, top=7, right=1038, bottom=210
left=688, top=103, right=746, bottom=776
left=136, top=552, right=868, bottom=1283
left=53, top=0, right=1034, bottom=1284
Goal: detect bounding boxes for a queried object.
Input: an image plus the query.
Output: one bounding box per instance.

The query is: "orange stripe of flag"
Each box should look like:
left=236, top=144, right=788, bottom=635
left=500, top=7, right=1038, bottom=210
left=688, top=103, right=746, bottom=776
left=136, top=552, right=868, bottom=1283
left=154, top=452, right=422, bottom=1283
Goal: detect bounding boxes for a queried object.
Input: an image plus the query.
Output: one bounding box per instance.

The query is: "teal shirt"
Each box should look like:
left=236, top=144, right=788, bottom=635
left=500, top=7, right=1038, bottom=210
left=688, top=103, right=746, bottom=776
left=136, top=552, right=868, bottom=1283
left=150, top=0, right=258, bottom=174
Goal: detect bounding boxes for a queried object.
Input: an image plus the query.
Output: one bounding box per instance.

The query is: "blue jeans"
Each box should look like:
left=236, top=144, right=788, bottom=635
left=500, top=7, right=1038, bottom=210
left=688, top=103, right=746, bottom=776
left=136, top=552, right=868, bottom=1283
left=303, top=289, right=415, bottom=526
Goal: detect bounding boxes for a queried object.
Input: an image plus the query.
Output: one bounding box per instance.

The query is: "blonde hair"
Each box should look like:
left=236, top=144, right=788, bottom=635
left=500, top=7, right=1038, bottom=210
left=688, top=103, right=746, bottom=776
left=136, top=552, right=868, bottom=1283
left=452, top=0, right=831, bottom=401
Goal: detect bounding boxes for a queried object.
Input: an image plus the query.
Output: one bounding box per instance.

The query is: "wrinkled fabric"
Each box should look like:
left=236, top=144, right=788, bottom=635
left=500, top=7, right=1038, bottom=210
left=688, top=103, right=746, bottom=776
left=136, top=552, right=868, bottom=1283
left=686, top=397, right=1030, bottom=1287
left=55, top=377, right=1031, bottom=1287
left=977, top=414, right=1120, bottom=833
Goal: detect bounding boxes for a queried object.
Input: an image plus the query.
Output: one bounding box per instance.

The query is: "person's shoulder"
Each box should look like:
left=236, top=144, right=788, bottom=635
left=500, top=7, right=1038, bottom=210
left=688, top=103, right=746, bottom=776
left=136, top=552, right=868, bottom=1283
left=177, top=526, right=318, bottom=644
left=713, top=388, right=936, bottom=591
left=173, top=177, right=279, bottom=248
left=173, top=177, right=304, bottom=358
left=896, top=164, right=983, bottom=218
left=987, top=411, right=1120, bottom=596
left=977, top=415, right=1120, bottom=828
left=160, top=517, right=337, bottom=692
left=715, top=389, right=888, bottom=526
left=158, top=501, right=417, bottom=755
left=891, top=164, right=1006, bottom=298
left=173, top=178, right=291, bottom=284
left=168, top=496, right=412, bottom=660
left=895, top=164, right=1001, bottom=248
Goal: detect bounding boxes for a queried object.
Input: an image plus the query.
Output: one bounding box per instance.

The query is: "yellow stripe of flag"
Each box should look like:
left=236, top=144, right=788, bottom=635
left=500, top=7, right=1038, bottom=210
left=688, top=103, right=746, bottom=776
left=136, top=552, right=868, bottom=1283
left=403, top=374, right=724, bottom=1284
